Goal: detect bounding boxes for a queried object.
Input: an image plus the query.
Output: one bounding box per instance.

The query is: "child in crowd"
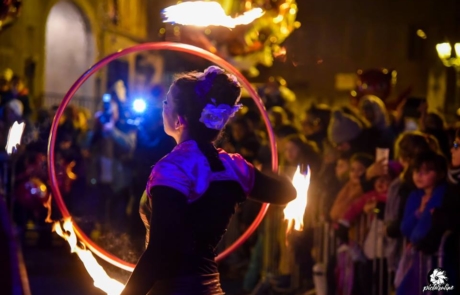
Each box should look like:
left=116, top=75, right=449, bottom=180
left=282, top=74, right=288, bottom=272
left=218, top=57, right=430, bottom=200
left=335, top=162, right=400, bottom=295
left=316, top=145, right=348, bottom=220
left=329, top=153, right=373, bottom=295
left=339, top=162, right=401, bottom=227
left=330, top=153, right=374, bottom=222
left=396, top=151, right=450, bottom=294
left=384, top=131, right=440, bottom=276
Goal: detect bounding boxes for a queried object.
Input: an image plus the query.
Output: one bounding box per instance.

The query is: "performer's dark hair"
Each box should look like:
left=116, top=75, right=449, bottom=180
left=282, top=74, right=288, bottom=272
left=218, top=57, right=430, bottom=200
left=171, top=70, right=241, bottom=143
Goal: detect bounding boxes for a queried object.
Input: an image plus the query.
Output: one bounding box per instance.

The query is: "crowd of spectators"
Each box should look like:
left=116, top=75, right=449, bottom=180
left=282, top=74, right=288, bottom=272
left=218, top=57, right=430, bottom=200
left=3, top=71, right=460, bottom=295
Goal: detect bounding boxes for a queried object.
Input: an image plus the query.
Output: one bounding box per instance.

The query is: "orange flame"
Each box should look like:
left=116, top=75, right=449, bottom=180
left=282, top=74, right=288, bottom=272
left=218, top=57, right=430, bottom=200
left=65, top=161, right=78, bottom=180
left=163, top=1, right=264, bottom=28
left=283, top=166, right=310, bottom=234
left=53, top=219, right=125, bottom=295
left=43, top=194, right=53, bottom=223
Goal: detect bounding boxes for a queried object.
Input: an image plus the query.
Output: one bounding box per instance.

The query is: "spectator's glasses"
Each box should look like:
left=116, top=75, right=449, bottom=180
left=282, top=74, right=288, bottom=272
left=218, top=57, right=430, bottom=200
left=453, top=141, right=459, bottom=150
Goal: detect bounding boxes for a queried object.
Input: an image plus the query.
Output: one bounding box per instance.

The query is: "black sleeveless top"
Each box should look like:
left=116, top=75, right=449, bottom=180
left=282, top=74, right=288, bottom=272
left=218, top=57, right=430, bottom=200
left=127, top=140, right=296, bottom=294
left=139, top=140, right=255, bottom=278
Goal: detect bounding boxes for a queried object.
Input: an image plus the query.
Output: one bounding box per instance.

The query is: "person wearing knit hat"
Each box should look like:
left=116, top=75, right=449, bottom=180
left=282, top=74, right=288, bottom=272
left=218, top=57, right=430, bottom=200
left=328, top=110, right=363, bottom=150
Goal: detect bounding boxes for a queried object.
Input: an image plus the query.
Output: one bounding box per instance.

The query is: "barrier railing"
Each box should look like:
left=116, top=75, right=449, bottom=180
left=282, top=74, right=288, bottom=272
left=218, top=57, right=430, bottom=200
left=312, top=216, right=454, bottom=295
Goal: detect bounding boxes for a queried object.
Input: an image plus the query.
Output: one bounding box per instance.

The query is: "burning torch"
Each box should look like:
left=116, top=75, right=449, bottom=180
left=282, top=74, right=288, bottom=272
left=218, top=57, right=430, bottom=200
left=283, top=166, right=310, bottom=234
left=6, top=121, right=25, bottom=155
left=280, top=165, right=310, bottom=291
left=7, top=120, right=125, bottom=293
left=5, top=121, right=25, bottom=212
left=2, top=120, right=31, bottom=295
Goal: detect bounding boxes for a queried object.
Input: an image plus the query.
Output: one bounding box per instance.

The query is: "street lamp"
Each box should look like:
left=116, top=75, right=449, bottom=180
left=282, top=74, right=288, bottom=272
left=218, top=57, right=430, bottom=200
left=436, top=42, right=460, bottom=66
left=436, top=42, right=460, bottom=113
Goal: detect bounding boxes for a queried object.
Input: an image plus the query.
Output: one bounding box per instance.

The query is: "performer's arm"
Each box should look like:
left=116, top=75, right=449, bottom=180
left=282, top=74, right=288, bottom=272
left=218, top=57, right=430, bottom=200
left=248, top=169, right=296, bottom=205
left=121, top=186, right=188, bottom=295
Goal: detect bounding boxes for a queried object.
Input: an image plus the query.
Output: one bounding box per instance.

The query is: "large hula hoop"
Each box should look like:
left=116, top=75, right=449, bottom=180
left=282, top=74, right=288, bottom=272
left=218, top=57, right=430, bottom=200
left=47, top=42, right=278, bottom=272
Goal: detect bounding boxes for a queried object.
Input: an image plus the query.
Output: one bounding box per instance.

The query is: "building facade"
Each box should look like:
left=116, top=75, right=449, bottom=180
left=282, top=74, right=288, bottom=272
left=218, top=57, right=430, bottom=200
left=0, top=0, right=166, bottom=113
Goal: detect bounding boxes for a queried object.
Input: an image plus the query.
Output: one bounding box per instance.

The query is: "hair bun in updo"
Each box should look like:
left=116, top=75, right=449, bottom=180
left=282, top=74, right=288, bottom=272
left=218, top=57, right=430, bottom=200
left=171, top=66, right=242, bottom=143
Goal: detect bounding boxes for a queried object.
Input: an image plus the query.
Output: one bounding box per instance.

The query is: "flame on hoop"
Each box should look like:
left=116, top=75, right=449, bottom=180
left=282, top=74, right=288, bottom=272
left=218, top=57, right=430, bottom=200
left=283, top=166, right=310, bottom=234
left=53, top=219, right=125, bottom=295
left=162, top=1, right=264, bottom=28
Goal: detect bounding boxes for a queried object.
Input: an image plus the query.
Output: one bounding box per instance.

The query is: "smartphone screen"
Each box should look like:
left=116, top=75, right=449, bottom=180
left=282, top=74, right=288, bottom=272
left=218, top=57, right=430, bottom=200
left=376, top=148, right=389, bottom=162
left=376, top=148, right=389, bottom=174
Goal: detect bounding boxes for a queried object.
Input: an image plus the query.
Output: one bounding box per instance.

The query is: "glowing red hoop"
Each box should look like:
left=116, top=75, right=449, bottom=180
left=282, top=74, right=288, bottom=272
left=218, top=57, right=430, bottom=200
left=47, top=42, right=278, bottom=272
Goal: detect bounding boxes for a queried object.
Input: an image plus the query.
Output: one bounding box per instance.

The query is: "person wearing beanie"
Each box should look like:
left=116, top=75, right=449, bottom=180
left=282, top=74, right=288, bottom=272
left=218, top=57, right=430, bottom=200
left=328, top=110, right=363, bottom=151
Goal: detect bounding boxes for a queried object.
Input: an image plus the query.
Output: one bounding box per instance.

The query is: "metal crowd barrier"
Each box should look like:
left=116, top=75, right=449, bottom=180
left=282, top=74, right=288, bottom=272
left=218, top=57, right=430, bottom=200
left=312, top=215, right=454, bottom=295
left=0, top=153, right=13, bottom=215
left=418, top=231, right=453, bottom=295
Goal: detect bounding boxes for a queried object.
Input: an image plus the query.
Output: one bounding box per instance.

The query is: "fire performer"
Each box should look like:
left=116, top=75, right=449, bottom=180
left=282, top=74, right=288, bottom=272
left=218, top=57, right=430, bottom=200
left=121, top=66, right=296, bottom=295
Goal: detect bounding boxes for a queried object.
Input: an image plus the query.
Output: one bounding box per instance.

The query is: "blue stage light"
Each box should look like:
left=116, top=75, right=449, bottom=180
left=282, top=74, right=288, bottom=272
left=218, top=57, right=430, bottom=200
left=133, top=98, right=147, bottom=113
left=102, top=93, right=111, bottom=102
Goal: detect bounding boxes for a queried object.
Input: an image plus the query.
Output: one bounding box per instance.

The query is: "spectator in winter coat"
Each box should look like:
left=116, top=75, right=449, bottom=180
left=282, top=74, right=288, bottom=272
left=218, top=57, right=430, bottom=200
left=397, top=151, right=454, bottom=295
left=384, top=131, right=441, bottom=272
